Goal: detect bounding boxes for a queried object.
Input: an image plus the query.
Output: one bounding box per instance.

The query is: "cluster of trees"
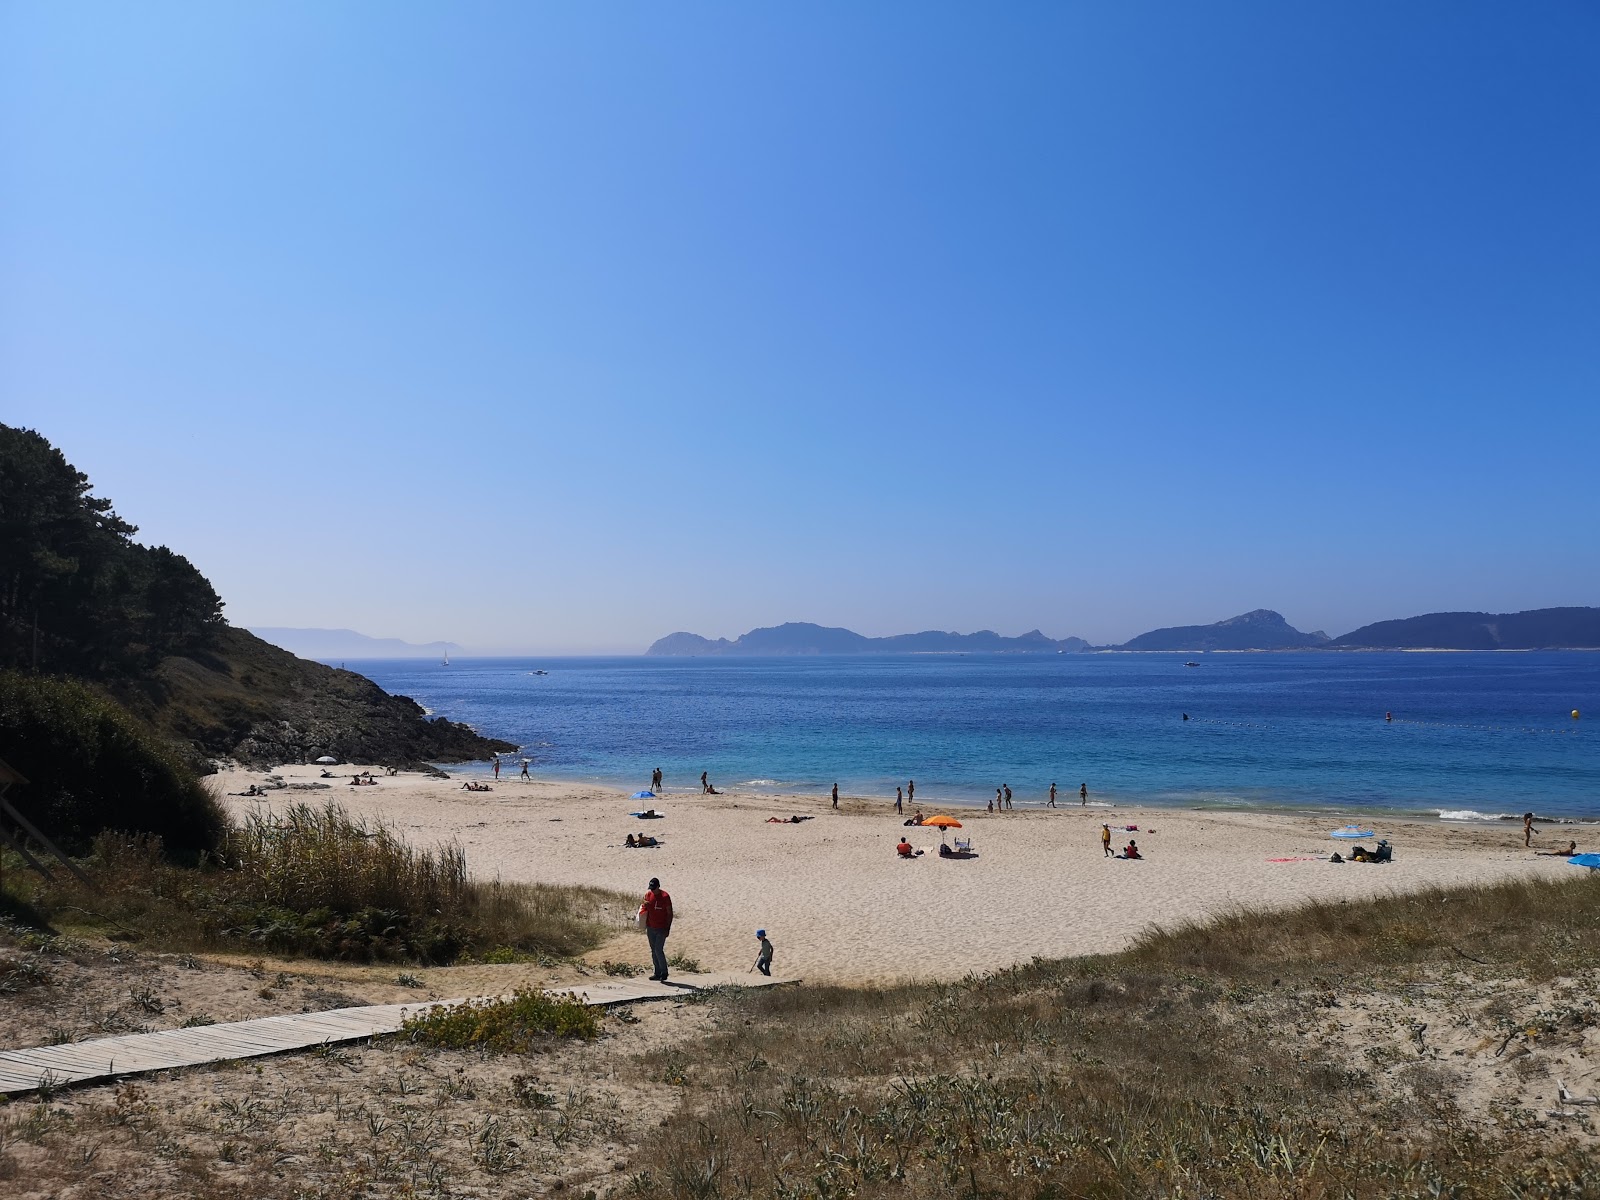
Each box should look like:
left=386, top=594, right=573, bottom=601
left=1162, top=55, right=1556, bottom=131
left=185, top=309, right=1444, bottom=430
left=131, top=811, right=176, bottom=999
left=0, top=424, right=224, bottom=676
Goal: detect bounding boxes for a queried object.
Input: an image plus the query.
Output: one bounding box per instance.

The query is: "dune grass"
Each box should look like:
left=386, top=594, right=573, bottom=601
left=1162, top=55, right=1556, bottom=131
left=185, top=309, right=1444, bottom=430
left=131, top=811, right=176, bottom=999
left=625, top=873, right=1600, bottom=1198
left=402, top=988, right=601, bottom=1052
left=3, top=801, right=631, bottom=964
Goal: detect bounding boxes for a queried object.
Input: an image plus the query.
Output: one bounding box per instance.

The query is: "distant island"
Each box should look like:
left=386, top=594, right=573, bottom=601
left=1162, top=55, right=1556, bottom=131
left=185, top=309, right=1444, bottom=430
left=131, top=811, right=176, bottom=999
left=1117, top=609, right=1330, bottom=652
left=1331, top=607, right=1600, bottom=650
left=250, top=627, right=460, bottom=661
left=648, top=622, right=1089, bottom=656
left=650, top=607, right=1600, bottom=655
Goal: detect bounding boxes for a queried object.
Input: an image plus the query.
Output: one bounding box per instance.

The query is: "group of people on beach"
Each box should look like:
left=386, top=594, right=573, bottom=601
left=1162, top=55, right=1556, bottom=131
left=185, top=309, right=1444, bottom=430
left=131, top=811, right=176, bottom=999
left=490, top=757, right=531, bottom=781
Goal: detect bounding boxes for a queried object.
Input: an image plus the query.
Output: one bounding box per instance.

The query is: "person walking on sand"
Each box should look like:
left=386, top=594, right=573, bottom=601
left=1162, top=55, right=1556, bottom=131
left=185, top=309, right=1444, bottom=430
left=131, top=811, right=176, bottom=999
left=896, top=786, right=904, bottom=815
left=831, top=782, right=839, bottom=809
left=639, top=876, right=674, bottom=981
left=520, top=759, right=531, bottom=780
left=1101, top=823, right=1113, bottom=857
left=1048, top=782, right=1057, bottom=808
left=700, top=771, right=710, bottom=794
left=1080, top=782, right=1088, bottom=806
left=1003, top=784, right=1012, bottom=811
left=1523, top=812, right=1537, bottom=848
left=907, top=779, right=915, bottom=806
left=493, top=756, right=500, bottom=781
left=753, top=929, right=774, bottom=977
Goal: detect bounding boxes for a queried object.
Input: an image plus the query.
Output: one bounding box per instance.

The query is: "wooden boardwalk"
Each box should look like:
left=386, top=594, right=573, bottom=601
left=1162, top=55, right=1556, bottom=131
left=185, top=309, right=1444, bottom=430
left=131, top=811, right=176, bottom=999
left=0, top=971, right=787, bottom=1096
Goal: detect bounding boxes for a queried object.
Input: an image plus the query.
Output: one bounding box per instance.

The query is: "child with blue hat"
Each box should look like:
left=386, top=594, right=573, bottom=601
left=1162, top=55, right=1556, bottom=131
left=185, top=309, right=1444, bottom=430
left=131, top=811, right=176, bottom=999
left=753, top=929, right=774, bottom=976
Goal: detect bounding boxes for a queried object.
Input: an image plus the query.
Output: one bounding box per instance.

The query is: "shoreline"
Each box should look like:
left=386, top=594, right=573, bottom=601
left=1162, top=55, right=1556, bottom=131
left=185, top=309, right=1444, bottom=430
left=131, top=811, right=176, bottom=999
left=432, top=762, right=1600, bottom=827
left=217, top=764, right=1583, bottom=986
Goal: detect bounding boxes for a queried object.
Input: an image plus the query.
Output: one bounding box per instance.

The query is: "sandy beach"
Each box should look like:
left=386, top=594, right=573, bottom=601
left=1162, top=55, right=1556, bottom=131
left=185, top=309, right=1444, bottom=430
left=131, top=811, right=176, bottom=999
left=218, top=765, right=1582, bottom=986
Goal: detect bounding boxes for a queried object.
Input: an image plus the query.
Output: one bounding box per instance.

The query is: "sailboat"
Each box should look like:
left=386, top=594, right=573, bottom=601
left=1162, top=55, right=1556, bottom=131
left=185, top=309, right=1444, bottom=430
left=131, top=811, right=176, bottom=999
left=442, top=646, right=449, bottom=666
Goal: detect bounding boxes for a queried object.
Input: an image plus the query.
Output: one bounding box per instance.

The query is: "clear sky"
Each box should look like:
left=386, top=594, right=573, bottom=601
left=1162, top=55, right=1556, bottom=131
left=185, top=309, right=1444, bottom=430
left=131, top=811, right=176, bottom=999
left=4, top=3, right=1597, bottom=652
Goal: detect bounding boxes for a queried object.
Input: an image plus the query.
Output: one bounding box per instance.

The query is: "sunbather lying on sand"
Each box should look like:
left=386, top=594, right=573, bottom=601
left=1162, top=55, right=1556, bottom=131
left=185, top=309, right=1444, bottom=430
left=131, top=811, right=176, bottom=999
left=1537, top=841, right=1579, bottom=857
left=625, top=833, right=660, bottom=848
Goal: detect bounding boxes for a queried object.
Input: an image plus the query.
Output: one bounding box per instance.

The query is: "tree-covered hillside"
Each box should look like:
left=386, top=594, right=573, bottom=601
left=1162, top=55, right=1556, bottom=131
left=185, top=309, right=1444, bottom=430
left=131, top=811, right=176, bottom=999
left=0, top=425, right=223, bottom=676
left=0, top=425, right=513, bottom=767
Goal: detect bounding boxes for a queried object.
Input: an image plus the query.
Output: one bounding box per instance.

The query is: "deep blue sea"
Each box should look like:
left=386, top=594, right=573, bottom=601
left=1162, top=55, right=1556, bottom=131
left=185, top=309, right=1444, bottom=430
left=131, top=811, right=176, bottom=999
left=348, top=653, right=1600, bottom=820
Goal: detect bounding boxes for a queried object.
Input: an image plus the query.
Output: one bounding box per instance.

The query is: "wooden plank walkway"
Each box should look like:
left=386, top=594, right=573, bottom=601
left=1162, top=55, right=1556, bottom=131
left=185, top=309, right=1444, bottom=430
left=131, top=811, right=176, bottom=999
left=0, top=971, right=789, bottom=1096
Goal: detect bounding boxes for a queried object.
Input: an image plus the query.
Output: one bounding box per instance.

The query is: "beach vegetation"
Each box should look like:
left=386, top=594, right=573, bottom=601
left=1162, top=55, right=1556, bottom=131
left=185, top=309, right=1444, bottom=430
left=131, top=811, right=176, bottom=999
left=402, top=989, right=600, bottom=1052
left=2, top=802, right=631, bottom=964
left=626, top=872, right=1600, bottom=1198
left=0, top=670, right=227, bottom=855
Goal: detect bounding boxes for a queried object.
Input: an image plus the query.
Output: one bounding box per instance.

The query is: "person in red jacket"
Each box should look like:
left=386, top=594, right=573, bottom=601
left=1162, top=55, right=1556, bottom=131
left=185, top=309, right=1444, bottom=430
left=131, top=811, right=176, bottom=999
left=639, top=876, right=674, bottom=981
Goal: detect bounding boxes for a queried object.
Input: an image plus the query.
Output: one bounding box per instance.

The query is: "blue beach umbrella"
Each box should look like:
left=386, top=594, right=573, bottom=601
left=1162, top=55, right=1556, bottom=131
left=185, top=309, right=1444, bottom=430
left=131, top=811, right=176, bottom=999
left=1568, top=853, right=1600, bottom=870
left=1330, top=825, right=1375, bottom=839
left=631, top=790, right=656, bottom=800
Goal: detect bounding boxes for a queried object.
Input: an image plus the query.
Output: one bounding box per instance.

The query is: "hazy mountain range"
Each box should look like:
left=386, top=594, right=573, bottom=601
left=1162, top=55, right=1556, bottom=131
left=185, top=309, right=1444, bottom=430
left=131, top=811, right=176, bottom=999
left=648, top=607, right=1600, bottom=655
left=249, top=628, right=460, bottom=660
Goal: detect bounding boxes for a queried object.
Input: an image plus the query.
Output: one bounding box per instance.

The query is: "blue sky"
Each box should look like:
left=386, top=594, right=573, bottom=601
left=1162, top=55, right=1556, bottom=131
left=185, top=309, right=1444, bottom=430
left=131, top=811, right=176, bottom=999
left=4, top=2, right=1597, bottom=652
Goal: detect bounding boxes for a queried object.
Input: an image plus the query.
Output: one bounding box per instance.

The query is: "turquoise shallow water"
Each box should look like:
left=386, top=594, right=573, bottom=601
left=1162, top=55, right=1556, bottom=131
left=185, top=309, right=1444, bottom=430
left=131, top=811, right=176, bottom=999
left=349, top=652, right=1600, bottom=819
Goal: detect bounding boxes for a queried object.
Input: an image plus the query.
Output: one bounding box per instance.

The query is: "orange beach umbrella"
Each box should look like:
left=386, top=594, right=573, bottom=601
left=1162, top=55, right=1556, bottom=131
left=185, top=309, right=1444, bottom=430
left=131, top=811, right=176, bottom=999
left=922, top=815, right=963, bottom=828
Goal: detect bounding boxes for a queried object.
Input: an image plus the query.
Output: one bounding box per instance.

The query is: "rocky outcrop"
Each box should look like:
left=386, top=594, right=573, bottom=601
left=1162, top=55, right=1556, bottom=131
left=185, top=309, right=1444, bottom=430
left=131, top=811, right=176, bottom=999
left=111, top=626, right=516, bottom=769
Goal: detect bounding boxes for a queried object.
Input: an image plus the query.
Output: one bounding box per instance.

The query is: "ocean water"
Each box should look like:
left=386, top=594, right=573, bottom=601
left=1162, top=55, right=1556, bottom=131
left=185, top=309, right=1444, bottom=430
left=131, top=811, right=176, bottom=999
left=349, top=652, right=1600, bottom=820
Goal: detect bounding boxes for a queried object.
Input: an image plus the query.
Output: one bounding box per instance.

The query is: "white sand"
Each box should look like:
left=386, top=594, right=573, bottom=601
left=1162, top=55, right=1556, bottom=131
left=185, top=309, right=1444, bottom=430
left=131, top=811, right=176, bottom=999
left=218, top=766, right=1581, bottom=986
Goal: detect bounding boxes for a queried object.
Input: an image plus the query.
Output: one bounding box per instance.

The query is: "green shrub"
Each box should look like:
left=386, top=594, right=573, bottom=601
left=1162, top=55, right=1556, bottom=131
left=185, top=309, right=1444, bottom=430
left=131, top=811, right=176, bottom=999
left=0, top=671, right=225, bottom=855
left=402, top=989, right=600, bottom=1052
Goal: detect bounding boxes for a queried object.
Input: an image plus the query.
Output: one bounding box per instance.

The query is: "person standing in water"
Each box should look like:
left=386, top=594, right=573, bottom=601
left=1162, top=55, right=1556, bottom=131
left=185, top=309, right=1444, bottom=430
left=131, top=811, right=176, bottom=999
left=1048, top=782, right=1057, bottom=808
left=895, top=786, right=903, bottom=815
left=831, top=782, right=838, bottom=808
left=700, top=771, right=710, bottom=794
left=994, top=787, right=1003, bottom=812
left=1080, top=782, right=1088, bottom=806
left=1003, top=784, right=1012, bottom=811
left=520, top=759, right=531, bottom=780
left=907, top=779, right=915, bottom=806
left=652, top=767, right=663, bottom=793
left=493, top=757, right=500, bottom=781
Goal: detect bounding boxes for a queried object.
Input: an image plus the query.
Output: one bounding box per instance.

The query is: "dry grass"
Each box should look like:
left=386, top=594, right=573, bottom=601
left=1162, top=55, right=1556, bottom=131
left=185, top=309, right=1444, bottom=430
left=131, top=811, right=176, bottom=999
left=4, top=864, right=1598, bottom=1197
left=623, top=874, right=1600, bottom=1198
left=1126, top=872, right=1600, bottom=983
left=3, top=803, right=633, bottom=965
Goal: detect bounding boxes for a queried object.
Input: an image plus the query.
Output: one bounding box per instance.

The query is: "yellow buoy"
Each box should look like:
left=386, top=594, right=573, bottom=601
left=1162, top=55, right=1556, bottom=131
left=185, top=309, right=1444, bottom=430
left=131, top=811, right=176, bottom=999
left=1574, top=709, right=1582, bottom=720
